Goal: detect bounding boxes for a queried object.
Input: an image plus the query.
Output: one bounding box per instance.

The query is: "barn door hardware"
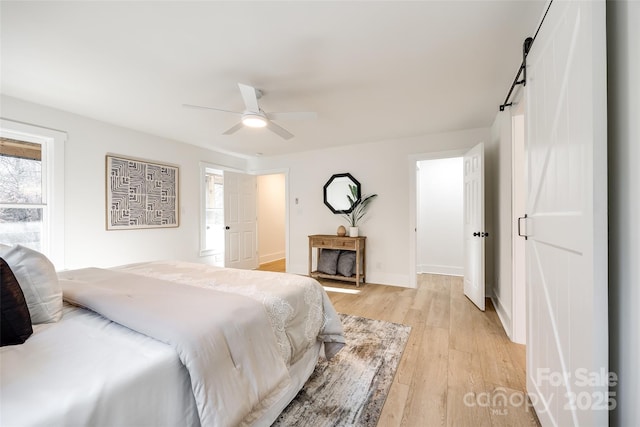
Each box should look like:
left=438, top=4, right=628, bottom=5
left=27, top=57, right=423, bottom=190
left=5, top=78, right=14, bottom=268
left=498, top=1, right=554, bottom=111
left=517, top=214, right=529, bottom=240
left=499, top=37, right=533, bottom=111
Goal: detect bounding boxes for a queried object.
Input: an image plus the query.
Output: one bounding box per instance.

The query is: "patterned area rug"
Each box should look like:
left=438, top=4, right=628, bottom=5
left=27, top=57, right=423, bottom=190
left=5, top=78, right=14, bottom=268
left=273, top=314, right=412, bottom=427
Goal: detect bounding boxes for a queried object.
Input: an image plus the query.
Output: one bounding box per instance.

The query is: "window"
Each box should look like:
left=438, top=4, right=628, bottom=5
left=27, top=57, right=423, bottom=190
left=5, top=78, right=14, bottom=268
left=199, top=164, right=224, bottom=264
left=204, top=170, right=224, bottom=250
left=0, top=138, right=45, bottom=251
left=0, top=120, right=65, bottom=268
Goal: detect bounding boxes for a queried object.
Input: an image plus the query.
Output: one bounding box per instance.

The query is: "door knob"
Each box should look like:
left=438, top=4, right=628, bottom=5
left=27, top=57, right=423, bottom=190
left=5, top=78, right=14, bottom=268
left=225, top=226, right=230, bottom=230
left=473, top=232, right=481, bottom=237
left=482, top=232, right=489, bottom=237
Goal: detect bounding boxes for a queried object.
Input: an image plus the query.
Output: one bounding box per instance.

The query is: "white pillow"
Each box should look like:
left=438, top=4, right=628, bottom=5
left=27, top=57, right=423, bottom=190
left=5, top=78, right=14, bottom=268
left=1, top=245, right=62, bottom=324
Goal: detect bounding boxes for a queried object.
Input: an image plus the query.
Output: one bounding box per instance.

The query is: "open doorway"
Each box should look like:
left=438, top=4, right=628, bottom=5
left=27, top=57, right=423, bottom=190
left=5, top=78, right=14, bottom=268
left=256, top=173, right=286, bottom=272
left=200, top=165, right=258, bottom=269
left=410, top=144, right=487, bottom=312
left=200, top=165, right=287, bottom=271
left=408, top=149, right=468, bottom=288
left=416, top=157, right=464, bottom=277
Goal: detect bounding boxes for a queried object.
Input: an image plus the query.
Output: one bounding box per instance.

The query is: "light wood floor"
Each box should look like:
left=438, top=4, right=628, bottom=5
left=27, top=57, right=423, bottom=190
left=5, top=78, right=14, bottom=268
left=257, top=261, right=540, bottom=426
left=257, top=259, right=287, bottom=272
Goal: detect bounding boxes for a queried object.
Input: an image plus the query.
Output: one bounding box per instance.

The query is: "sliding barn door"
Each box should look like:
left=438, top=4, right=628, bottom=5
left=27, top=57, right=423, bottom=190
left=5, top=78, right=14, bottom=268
left=224, top=171, right=258, bottom=270
left=525, top=1, right=608, bottom=426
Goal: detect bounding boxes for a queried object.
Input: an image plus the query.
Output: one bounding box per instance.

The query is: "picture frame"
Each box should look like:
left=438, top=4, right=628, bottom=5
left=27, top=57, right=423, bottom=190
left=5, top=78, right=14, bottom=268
left=106, top=154, right=179, bottom=230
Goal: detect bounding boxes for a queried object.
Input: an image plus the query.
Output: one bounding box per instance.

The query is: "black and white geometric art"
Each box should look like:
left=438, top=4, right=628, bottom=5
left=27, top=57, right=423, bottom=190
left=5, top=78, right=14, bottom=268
left=106, top=155, right=179, bottom=230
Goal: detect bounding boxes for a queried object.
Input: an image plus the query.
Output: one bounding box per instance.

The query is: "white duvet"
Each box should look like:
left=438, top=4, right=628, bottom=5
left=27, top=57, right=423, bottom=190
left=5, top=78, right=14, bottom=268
left=57, top=261, right=344, bottom=426
left=114, top=261, right=345, bottom=362
left=0, top=304, right=199, bottom=427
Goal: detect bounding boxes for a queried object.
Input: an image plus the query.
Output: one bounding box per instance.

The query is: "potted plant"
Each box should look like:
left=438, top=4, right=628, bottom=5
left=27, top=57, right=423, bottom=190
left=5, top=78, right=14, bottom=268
left=342, top=184, right=378, bottom=237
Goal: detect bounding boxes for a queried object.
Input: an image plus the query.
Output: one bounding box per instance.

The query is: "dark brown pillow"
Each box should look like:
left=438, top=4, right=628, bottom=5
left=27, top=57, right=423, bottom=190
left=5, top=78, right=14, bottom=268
left=1, top=257, right=33, bottom=346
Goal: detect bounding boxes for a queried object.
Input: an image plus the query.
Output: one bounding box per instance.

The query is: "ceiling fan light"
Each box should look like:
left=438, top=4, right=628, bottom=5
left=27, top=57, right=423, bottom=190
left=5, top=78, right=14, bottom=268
left=242, top=114, right=267, bottom=128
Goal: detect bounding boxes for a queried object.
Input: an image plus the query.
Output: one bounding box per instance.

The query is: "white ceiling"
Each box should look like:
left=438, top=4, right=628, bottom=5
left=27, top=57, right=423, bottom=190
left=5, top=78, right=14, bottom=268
left=0, top=1, right=545, bottom=158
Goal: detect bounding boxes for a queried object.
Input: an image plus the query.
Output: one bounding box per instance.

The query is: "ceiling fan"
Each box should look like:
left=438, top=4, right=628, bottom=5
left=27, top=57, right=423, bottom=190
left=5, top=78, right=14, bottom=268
left=183, top=83, right=317, bottom=140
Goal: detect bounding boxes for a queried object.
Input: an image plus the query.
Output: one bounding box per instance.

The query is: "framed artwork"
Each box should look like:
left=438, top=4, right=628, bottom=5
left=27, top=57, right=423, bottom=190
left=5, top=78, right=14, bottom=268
left=106, top=155, right=179, bottom=230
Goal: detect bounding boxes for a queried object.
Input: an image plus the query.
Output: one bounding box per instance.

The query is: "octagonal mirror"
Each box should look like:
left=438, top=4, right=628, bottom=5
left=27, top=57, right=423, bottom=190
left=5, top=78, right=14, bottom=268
left=323, top=173, right=361, bottom=214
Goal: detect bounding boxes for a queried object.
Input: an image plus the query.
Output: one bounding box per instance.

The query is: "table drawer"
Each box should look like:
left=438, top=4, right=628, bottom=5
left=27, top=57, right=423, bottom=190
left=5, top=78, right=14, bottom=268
left=311, top=237, right=336, bottom=248
left=333, top=239, right=356, bottom=250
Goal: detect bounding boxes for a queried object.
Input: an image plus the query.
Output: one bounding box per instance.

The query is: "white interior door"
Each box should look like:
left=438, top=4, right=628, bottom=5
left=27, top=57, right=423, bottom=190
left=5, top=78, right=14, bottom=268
left=524, top=1, right=608, bottom=426
left=463, top=142, right=485, bottom=311
left=224, top=171, right=258, bottom=270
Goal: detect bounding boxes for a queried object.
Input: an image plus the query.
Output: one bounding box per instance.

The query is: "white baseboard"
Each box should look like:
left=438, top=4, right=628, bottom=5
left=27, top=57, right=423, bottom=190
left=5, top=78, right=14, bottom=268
left=417, top=264, right=464, bottom=276
left=366, top=272, right=413, bottom=288
left=289, top=263, right=413, bottom=288
left=259, top=251, right=285, bottom=265
left=491, top=294, right=512, bottom=340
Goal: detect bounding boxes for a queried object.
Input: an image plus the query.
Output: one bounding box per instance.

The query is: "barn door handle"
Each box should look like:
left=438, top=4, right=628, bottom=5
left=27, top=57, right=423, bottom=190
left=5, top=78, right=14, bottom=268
left=517, top=215, right=528, bottom=240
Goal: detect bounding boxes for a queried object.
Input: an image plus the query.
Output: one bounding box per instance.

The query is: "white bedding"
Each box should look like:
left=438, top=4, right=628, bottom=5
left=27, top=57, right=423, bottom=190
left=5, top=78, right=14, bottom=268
left=1, top=261, right=344, bottom=427
left=0, top=304, right=199, bottom=427
left=60, top=267, right=294, bottom=427
left=113, top=261, right=345, bottom=361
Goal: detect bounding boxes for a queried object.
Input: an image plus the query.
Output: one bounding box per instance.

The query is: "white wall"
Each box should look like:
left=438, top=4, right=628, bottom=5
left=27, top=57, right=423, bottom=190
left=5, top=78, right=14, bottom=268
left=1, top=95, right=494, bottom=290
left=490, top=109, right=514, bottom=336
left=490, top=89, right=527, bottom=345
left=1, top=95, right=247, bottom=269
left=417, top=157, right=463, bottom=276
left=249, top=127, right=491, bottom=287
left=607, top=1, right=639, bottom=425
left=511, top=113, right=526, bottom=344
left=257, top=173, right=286, bottom=264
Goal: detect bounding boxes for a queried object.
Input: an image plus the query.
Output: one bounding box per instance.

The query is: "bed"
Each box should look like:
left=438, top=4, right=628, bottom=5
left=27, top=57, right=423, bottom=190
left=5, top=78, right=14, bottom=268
left=0, top=247, right=345, bottom=427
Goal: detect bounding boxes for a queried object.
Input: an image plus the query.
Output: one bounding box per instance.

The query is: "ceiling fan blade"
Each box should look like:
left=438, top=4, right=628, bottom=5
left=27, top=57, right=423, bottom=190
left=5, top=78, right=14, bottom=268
left=222, top=122, right=244, bottom=135
left=266, top=121, right=294, bottom=140
left=182, top=104, right=242, bottom=115
left=238, top=83, right=260, bottom=113
left=266, top=112, right=318, bottom=121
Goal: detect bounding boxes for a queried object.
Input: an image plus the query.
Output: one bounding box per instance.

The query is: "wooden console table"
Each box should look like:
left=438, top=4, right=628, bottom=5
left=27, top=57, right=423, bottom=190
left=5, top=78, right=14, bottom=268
left=308, top=235, right=366, bottom=286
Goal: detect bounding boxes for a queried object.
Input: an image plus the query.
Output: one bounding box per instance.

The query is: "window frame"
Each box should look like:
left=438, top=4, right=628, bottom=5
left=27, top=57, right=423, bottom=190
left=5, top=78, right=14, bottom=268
left=0, top=119, right=66, bottom=268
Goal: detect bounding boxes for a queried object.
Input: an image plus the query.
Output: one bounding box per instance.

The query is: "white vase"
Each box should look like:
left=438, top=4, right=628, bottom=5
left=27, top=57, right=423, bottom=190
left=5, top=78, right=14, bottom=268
left=349, top=226, right=359, bottom=237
